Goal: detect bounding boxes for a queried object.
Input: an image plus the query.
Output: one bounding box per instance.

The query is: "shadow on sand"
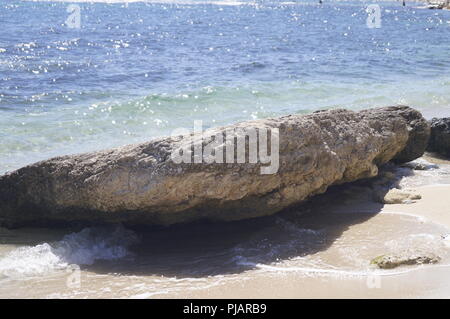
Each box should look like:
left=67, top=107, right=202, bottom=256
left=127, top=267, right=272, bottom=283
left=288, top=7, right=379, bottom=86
left=84, top=169, right=404, bottom=278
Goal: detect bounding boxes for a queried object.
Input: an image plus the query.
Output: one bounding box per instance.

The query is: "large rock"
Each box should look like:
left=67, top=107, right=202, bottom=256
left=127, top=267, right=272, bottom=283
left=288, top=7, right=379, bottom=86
left=0, top=106, right=429, bottom=227
left=427, top=117, right=450, bottom=157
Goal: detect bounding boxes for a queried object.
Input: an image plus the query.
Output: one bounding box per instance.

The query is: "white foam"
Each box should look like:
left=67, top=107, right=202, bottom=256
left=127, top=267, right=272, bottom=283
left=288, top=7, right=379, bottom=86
left=0, top=225, right=138, bottom=279
left=397, top=159, right=450, bottom=189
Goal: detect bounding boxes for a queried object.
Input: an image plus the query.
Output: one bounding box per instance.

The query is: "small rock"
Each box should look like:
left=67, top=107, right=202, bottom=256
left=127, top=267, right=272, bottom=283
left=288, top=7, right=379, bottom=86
left=382, top=188, right=421, bottom=204
left=401, top=162, right=428, bottom=170
left=413, top=163, right=429, bottom=170
left=401, top=158, right=438, bottom=171
left=371, top=251, right=441, bottom=269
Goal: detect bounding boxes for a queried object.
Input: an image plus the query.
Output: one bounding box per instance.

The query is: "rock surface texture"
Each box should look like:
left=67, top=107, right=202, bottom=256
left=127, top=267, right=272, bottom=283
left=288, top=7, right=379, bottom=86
left=427, top=117, right=450, bottom=157
left=379, top=188, right=422, bottom=204
left=0, top=106, right=430, bottom=227
left=371, top=251, right=441, bottom=269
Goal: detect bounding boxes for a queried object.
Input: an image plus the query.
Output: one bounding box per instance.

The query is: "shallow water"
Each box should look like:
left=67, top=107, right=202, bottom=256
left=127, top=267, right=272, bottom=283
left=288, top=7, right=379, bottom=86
left=1, top=0, right=450, bottom=173
left=1, top=0, right=450, bottom=298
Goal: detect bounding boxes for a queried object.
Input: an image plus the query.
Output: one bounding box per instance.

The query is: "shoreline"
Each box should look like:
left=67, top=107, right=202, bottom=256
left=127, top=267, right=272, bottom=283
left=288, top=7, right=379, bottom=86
left=1, top=153, right=450, bottom=298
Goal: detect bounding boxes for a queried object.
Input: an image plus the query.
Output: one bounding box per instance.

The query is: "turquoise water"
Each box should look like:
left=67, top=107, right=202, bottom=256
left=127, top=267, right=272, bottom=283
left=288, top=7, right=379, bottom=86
left=1, top=0, right=449, bottom=173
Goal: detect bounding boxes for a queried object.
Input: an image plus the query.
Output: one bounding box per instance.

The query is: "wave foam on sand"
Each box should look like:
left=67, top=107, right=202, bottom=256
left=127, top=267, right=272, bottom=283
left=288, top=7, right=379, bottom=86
left=0, top=225, right=138, bottom=279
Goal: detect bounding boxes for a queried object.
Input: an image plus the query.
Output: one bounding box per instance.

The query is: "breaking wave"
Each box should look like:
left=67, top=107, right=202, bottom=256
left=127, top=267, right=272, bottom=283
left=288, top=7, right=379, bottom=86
left=0, top=225, right=139, bottom=279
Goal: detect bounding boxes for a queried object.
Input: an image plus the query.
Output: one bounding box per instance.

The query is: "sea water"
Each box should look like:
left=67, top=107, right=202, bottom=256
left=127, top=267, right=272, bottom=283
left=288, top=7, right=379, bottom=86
left=1, top=0, right=449, bottom=173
